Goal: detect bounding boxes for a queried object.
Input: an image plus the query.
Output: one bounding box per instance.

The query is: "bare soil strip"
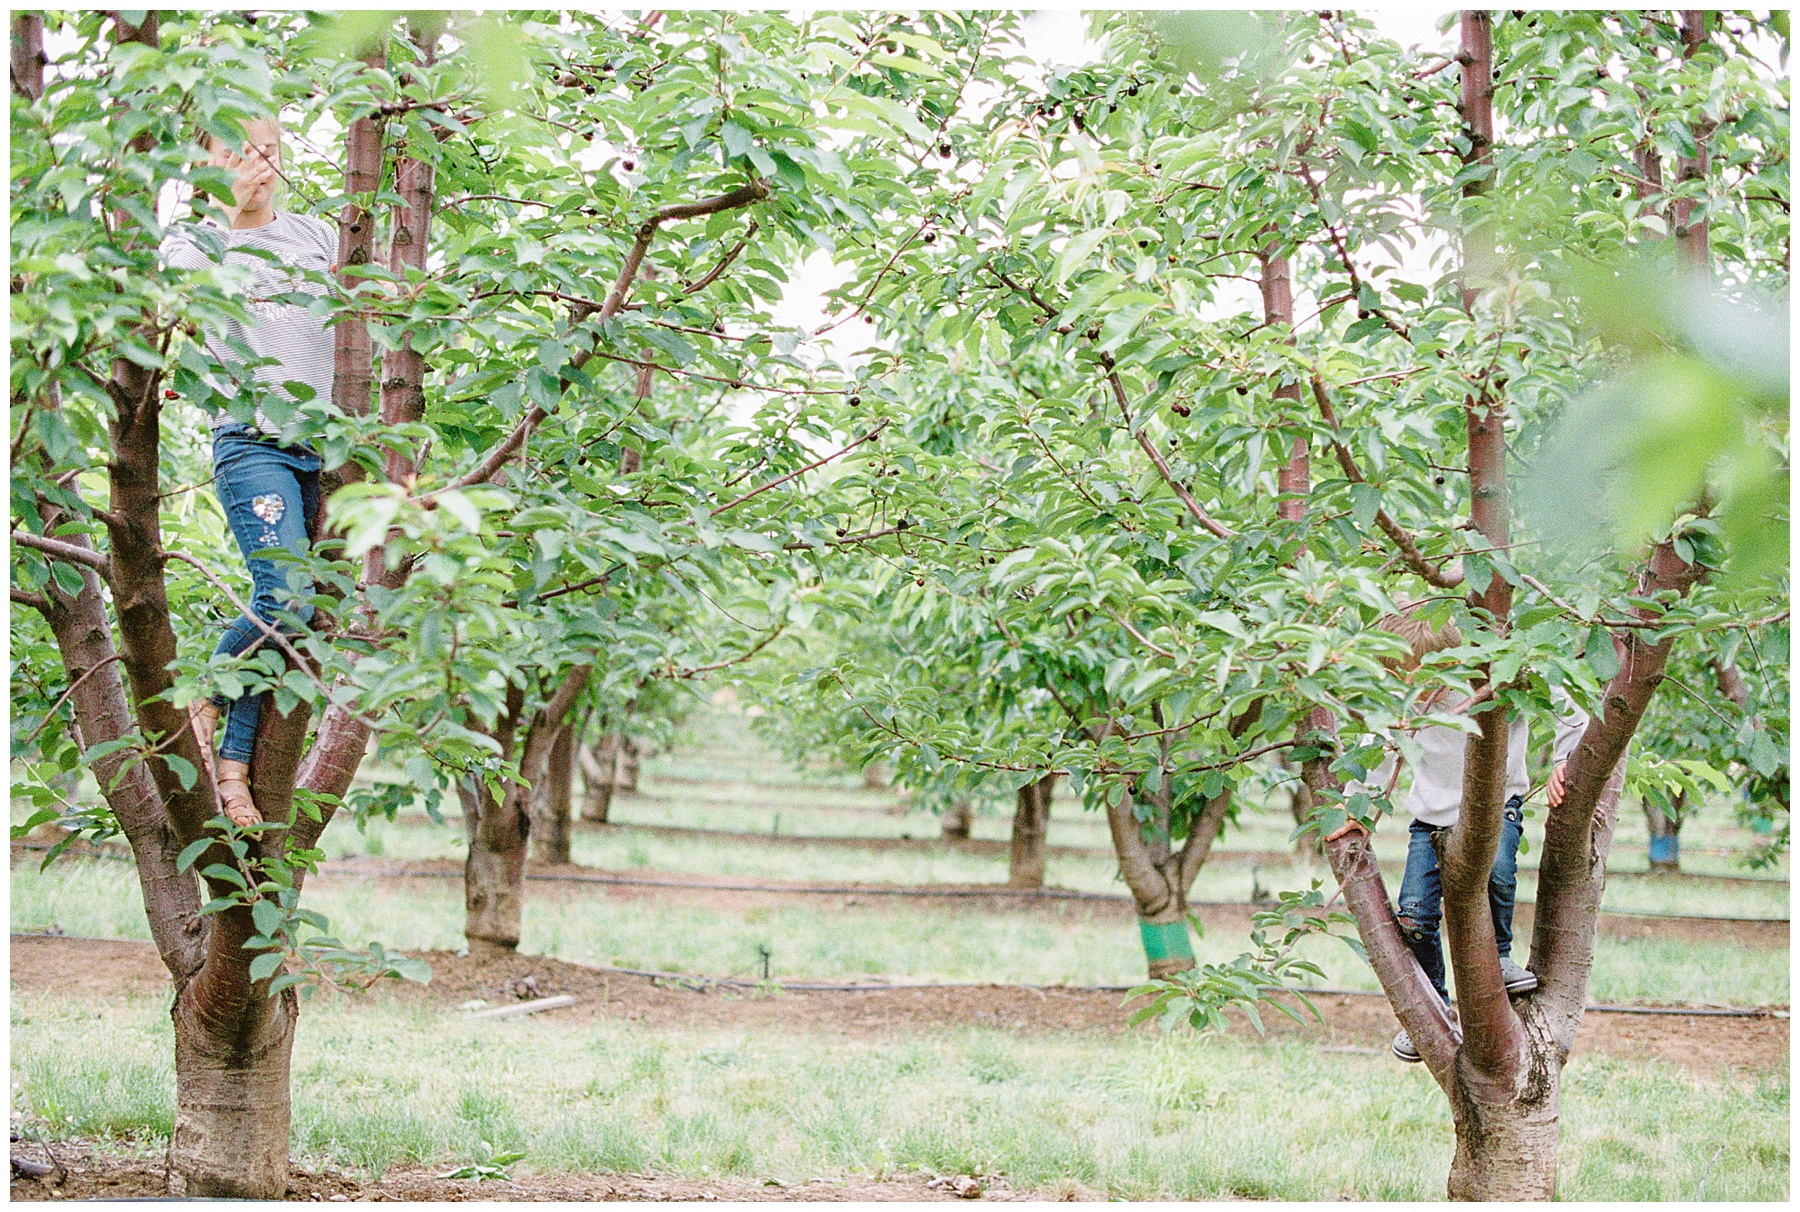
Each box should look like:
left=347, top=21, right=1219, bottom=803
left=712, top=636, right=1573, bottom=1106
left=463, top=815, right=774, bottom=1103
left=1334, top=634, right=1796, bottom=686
left=11, top=936, right=1787, bottom=1079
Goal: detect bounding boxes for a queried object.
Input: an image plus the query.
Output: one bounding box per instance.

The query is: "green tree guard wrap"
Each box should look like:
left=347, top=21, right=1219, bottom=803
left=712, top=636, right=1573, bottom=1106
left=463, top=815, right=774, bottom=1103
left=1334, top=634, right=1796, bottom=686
left=1138, top=918, right=1194, bottom=963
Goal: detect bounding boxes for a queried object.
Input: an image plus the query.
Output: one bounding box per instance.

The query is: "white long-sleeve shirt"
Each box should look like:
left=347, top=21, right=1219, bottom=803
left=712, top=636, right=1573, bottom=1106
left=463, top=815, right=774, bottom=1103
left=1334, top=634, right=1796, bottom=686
left=160, top=211, right=337, bottom=436
left=1351, top=689, right=1590, bottom=828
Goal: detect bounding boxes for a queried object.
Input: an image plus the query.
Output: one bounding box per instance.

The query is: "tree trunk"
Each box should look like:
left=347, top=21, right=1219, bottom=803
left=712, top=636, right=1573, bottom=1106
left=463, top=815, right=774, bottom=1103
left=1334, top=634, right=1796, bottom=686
left=860, top=759, right=889, bottom=791
left=461, top=774, right=527, bottom=957
left=167, top=966, right=297, bottom=1199
left=531, top=718, right=575, bottom=864
left=1008, top=775, right=1055, bottom=888
left=1288, top=762, right=1321, bottom=858
left=1445, top=1062, right=1563, bottom=1201
left=462, top=668, right=591, bottom=954
left=941, top=797, right=972, bottom=840
left=1644, top=789, right=1683, bottom=872
left=616, top=734, right=640, bottom=793
left=12, top=13, right=45, bottom=100
left=578, top=736, right=616, bottom=822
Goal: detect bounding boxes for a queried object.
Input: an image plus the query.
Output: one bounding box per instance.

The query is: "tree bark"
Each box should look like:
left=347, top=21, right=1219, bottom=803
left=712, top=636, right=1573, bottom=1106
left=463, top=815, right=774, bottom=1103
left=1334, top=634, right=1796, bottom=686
left=1445, top=1064, right=1563, bottom=1201
left=941, top=797, right=972, bottom=841
left=463, top=667, right=591, bottom=953
left=167, top=914, right=297, bottom=1199
left=578, top=735, right=617, bottom=822
left=531, top=717, right=575, bottom=864
left=616, top=734, right=640, bottom=792
left=461, top=773, right=527, bottom=956
left=314, top=46, right=385, bottom=538
left=1258, top=239, right=1308, bottom=526
left=860, top=759, right=889, bottom=791
left=1672, top=11, right=1712, bottom=275
left=361, top=26, right=436, bottom=595
left=1007, top=774, right=1056, bottom=888
left=27, top=479, right=204, bottom=981
left=11, top=12, right=44, bottom=100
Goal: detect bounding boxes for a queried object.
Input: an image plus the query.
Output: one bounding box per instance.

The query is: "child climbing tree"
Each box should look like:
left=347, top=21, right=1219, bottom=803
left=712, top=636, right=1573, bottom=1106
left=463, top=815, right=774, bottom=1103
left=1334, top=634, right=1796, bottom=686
left=752, top=7, right=1786, bottom=1198
left=9, top=8, right=1000, bottom=1194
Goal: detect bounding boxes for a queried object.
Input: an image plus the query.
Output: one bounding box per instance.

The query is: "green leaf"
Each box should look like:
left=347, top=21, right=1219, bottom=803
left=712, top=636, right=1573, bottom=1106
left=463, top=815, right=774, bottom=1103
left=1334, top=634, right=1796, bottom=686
left=719, top=121, right=752, bottom=160
left=164, top=753, right=198, bottom=791
left=251, top=898, right=285, bottom=939
left=176, top=837, right=212, bottom=873
left=1585, top=623, right=1620, bottom=684
left=1348, top=483, right=1382, bottom=532
left=200, top=862, right=247, bottom=890
left=248, top=950, right=284, bottom=983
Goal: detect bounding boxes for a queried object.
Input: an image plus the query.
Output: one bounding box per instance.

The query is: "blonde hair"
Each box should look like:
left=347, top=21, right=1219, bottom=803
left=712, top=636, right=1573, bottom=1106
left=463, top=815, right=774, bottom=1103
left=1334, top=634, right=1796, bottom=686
left=1374, top=607, right=1462, bottom=673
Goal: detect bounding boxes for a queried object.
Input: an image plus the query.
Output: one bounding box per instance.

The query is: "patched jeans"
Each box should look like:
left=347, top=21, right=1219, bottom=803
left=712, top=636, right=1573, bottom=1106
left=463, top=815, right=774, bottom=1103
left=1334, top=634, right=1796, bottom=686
left=209, top=423, right=320, bottom=764
left=1396, top=795, right=1525, bottom=1004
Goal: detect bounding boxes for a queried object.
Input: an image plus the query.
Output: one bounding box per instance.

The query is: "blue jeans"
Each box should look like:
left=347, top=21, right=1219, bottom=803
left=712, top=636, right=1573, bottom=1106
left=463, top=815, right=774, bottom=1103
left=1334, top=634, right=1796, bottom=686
left=1396, top=795, right=1524, bottom=1004
left=209, top=423, right=319, bottom=764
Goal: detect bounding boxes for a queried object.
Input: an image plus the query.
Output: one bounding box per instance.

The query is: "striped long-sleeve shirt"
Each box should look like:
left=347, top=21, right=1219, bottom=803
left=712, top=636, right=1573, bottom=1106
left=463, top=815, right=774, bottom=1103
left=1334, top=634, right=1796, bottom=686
left=160, top=211, right=336, bottom=437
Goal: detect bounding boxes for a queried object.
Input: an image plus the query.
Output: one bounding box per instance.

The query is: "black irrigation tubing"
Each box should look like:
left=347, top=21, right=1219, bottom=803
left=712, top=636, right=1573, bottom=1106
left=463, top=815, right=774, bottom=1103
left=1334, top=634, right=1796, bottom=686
left=579, top=820, right=1795, bottom=886
left=10, top=934, right=1785, bottom=1020
left=13, top=845, right=1791, bottom=925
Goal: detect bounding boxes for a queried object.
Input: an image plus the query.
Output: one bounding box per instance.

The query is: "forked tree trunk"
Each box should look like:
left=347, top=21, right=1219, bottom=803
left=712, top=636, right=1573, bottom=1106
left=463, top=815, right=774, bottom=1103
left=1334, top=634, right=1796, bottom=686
left=941, top=797, right=972, bottom=840
left=167, top=942, right=298, bottom=1198
left=531, top=718, right=575, bottom=864
left=579, top=735, right=616, bottom=822
left=1008, top=774, right=1055, bottom=887
left=1446, top=1068, right=1563, bottom=1201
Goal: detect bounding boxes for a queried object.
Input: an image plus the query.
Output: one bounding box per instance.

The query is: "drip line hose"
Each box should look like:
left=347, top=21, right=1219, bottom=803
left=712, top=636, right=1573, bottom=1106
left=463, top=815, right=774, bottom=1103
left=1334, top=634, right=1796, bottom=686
left=594, top=822, right=1794, bottom=886
left=13, top=933, right=1783, bottom=1019
left=12, top=845, right=1791, bottom=925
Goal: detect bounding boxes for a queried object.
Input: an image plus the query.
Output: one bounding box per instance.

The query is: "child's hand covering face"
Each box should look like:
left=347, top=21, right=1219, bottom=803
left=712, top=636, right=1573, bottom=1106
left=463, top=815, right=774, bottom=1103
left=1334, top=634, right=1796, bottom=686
left=206, top=132, right=281, bottom=211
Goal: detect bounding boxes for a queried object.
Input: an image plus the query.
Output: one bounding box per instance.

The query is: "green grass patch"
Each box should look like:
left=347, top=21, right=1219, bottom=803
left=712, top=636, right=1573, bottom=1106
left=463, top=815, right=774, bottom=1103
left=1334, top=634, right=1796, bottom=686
left=13, top=861, right=1788, bottom=1005
left=9, top=988, right=1787, bottom=1200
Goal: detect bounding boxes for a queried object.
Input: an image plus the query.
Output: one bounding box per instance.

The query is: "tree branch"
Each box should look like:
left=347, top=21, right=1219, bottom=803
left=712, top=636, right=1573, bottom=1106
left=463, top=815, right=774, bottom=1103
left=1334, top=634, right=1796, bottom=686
left=1103, top=364, right=1234, bottom=539
left=12, top=528, right=114, bottom=578
left=1308, top=375, right=1463, bottom=588
left=444, top=180, right=769, bottom=491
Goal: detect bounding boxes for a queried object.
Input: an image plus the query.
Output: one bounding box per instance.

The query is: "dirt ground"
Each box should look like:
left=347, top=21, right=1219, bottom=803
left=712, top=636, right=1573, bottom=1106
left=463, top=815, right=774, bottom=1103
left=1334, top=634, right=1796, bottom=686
left=11, top=934, right=1788, bottom=1077
left=8, top=1136, right=994, bottom=1202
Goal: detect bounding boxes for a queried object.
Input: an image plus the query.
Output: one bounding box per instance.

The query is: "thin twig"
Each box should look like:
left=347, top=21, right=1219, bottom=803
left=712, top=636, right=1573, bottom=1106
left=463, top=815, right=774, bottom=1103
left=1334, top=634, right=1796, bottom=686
left=672, top=624, right=785, bottom=678
left=710, top=422, right=889, bottom=517
left=23, top=655, right=124, bottom=747
left=1308, top=375, right=1462, bottom=588
left=1103, top=365, right=1234, bottom=540
left=163, top=550, right=386, bottom=734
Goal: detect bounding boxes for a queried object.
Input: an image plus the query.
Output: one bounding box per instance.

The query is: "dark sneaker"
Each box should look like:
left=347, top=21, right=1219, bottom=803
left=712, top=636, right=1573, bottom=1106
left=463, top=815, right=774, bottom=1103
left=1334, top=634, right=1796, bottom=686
left=1499, top=957, right=1538, bottom=994
left=1392, top=1029, right=1422, bottom=1063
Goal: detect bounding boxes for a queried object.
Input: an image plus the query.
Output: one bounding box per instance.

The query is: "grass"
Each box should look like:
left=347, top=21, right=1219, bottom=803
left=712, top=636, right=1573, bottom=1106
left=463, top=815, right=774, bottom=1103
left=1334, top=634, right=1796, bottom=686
left=9, top=985, right=1788, bottom=1200
left=13, top=860, right=1789, bottom=1006
left=304, top=806, right=1792, bottom=920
